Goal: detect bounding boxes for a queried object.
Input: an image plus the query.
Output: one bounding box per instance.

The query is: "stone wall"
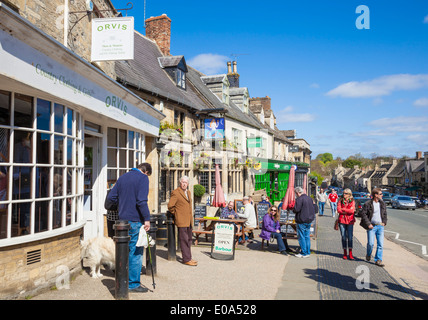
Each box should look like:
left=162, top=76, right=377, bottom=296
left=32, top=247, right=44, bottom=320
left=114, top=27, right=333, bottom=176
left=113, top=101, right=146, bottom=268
left=0, top=228, right=83, bottom=299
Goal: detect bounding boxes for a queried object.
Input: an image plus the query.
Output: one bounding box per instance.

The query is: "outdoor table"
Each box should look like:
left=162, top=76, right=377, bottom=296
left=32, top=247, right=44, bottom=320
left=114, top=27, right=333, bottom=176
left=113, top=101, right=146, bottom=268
left=193, top=217, right=247, bottom=246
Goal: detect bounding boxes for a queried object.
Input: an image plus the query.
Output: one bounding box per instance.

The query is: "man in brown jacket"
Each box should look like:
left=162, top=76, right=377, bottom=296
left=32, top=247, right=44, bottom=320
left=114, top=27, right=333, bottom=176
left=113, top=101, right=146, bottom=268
left=167, top=176, right=197, bottom=266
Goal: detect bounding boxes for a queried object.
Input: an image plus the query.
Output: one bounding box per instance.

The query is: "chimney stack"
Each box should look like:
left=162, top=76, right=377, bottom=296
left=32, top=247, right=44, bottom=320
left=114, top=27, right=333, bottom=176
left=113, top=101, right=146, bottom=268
left=227, top=60, right=240, bottom=88
left=145, top=14, right=171, bottom=56
left=416, top=151, right=422, bottom=159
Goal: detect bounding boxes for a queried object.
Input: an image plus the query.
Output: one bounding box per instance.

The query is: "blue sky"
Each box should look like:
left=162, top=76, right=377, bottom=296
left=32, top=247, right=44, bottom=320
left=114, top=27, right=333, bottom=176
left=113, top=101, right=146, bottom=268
left=112, top=0, right=428, bottom=160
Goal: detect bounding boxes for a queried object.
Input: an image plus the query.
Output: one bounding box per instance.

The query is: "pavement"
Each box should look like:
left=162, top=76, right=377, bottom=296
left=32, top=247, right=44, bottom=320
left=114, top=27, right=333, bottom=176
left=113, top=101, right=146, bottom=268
left=29, top=207, right=428, bottom=302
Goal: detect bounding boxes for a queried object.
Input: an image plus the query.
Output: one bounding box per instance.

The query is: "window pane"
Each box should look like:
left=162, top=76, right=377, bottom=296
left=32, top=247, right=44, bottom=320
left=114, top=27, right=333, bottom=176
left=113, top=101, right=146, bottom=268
left=107, top=128, right=117, bottom=147
left=54, top=167, right=63, bottom=197
left=107, top=148, right=117, bottom=167
left=0, top=204, right=7, bottom=239
left=37, top=99, right=51, bottom=131
left=12, top=202, right=31, bottom=236
left=0, top=128, right=10, bottom=163
left=67, top=138, right=73, bottom=165
left=66, top=197, right=72, bottom=226
left=54, top=135, right=64, bottom=164
left=35, top=200, right=49, bottom=233
left=119, top=129, right=126, bottom=148
left=54, top=103, right=64, bottom=133
left=67, top=168, right=73, bottom=195
left=53, top=198, right=63, bottom=229
left=0, top=165, right=8, bottom=202
left=35, top=167, right=50, bottom=198
left=0, top=90, right=10, bottom=125
left=37, top=132, right=50, bottom=164
left=14, top=131, right=32, bottom=163
left=129, top=150, right=134, bottom=168
left=67, top=108, right=73, bottom=136
left=128, top=131, right=134, bottom=149
left=12, top=166, right=31, bottom=200
left=119, top=150, right=126, bottom=168
left=107, top=169, right=117, bottom=189
left=14, top=93, right=33, bottom=128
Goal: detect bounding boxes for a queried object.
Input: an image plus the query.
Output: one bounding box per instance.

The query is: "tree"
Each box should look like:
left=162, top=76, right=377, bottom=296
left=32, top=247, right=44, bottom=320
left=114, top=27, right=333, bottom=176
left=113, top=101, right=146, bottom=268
left=342, top=158, right=362, bottom=168
left=316, top=153, right=333, bottom=164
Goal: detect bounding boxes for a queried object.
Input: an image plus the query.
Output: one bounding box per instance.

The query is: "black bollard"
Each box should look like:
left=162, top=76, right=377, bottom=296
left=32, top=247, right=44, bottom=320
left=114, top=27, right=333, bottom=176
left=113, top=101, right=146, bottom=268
left=113, top=220, right=130, bottom=300
left=146, top=215, right=158, bottom=276
left=166, top=211, right=176, bottom=261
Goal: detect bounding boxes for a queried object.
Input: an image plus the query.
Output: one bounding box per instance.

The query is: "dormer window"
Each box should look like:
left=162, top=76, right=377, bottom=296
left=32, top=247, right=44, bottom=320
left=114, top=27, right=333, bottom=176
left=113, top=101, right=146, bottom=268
left=158, top=55, right=188, bottom=90
left=177, top=68, right=186, bottom=89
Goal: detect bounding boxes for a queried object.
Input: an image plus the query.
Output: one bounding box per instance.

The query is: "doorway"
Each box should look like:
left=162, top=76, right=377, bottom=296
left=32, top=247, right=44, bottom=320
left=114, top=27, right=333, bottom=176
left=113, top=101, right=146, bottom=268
left=83, top=135, right=101, bottom=239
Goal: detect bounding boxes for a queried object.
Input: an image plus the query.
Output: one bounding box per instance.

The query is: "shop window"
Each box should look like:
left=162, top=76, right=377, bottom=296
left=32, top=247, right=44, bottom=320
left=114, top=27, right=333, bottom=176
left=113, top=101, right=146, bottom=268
left=106, top=128, right=145, bottom=191
left=0, top=91, right=83, bottom=240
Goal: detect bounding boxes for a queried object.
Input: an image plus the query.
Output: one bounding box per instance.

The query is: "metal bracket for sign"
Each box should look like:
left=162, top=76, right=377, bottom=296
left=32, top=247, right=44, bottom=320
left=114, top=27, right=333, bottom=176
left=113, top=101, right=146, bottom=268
left=69, top=2, right=134, bottom=15
left=210, top=221, right=236, bottom=260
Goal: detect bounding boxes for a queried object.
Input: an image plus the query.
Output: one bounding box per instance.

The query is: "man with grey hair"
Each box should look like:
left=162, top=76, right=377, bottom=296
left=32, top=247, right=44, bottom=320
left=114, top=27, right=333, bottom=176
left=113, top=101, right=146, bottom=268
left=237, top=196, right=257, bottom=243
left=168, top=175, right=197, bottom=266
left=293, top=187, right=316, bottom=258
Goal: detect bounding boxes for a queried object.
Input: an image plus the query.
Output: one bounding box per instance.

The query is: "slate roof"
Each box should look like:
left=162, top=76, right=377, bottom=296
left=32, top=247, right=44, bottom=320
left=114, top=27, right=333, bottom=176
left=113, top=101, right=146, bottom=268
left=388, top=160, right=405, bottom=178
left=114, top=32, right=207, bottom=111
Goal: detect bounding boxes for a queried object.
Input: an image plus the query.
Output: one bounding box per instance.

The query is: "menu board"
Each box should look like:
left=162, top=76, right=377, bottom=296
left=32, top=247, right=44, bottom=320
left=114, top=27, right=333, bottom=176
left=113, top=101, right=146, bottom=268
left=256, top=203, right=270, bottom=227
left=194, top=205, right=207, bottom=226
left=234, top=200, right=245, bottom=215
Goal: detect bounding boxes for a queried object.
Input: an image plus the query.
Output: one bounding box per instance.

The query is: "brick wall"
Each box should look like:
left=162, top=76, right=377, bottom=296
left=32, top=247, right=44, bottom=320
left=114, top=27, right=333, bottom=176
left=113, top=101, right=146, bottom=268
left=145, top=14, right=171, bottom=56
left=0, top=228, right=83, bottom=299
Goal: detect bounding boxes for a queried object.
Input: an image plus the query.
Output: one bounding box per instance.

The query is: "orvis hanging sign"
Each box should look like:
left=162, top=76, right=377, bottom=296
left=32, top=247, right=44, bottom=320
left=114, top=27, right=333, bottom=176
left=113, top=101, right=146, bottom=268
left=91, top=17, right=134, bottom=61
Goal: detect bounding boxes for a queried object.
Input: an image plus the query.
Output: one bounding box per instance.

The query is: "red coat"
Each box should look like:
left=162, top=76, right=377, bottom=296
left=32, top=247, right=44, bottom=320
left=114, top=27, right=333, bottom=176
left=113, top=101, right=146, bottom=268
left=337, top=199, right=355, bottom=225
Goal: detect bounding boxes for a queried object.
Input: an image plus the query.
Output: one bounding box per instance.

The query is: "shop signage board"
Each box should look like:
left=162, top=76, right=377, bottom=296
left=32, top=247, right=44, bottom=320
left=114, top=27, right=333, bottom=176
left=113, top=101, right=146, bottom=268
left=211, top=222, right=235, bottom=260
left=247, top=137, right=262, bottom=148
left=204, top=118, right=225, bottom=140
left=91, top=17, right=134, bottom=61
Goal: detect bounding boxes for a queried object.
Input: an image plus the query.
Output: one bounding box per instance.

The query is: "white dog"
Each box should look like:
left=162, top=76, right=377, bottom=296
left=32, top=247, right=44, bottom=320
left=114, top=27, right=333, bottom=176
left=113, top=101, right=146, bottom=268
left=81, top=237, right=115, bottom=278
left=80, top=234, right=156, bottom=279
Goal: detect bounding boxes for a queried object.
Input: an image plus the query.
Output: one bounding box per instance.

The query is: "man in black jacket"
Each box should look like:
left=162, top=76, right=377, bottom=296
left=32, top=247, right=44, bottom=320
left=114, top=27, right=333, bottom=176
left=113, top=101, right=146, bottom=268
left=360, top=188, right=388, bottom=267
left=293, top=187, right=316, bottom=258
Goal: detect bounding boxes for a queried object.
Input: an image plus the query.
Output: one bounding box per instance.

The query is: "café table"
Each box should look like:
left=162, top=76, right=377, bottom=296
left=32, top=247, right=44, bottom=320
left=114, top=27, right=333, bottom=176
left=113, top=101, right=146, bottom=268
left=193, top=217, right=247, bottom=246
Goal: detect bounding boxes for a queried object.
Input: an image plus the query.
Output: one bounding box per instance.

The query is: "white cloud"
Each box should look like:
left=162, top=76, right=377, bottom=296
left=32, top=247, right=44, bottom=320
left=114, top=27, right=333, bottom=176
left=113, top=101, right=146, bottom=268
left=309, top=83, right=320, bottom=88
left=276, top=105, right=316, bottom=123
left=424, top=15, right=428, bottom=24
left=326, top=74, right=428, bottom=98
left=187, top=53, right=229, bottom=75
left=414, top=97, right=428, bottom=107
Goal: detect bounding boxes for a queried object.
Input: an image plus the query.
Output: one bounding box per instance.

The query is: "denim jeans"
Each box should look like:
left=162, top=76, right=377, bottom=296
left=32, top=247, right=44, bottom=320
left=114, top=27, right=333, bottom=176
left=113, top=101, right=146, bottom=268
left=297, top=223, right=312, bottom=256
left=330, top=202, right=337, bottom=217
left=367, top=225, right=384, bottom=262
left=318, top=202, right=325, bottom=216
left=338, top=223, right=354, bottom=249
left=271, top=232, right=286, bottom=252
left=128, top=221, right=144, bottom=289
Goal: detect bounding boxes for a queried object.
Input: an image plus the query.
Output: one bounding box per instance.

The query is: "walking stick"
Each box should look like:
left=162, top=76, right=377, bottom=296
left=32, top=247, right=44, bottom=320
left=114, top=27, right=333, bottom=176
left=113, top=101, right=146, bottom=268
left=146, top=233, right=156, bottom=290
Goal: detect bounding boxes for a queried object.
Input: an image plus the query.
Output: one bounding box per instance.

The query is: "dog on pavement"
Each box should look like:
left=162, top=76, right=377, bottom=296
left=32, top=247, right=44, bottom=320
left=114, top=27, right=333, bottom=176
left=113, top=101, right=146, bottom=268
left=80, top=237, right=115, bottom=278
left=80, top=234, right=156, bottom=278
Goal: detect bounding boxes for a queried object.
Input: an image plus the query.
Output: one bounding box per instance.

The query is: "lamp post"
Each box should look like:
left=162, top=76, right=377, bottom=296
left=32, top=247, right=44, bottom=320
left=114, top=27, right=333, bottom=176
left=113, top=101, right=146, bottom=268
left=156, top=139, right=166, bottom=215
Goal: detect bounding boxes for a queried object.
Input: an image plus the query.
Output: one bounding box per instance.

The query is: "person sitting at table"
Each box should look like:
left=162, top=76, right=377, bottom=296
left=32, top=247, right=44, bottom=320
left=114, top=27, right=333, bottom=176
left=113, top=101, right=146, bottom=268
left=259, top=195, right=272, bottom=208
left=259, top=206, right=288, bottom=255
left=221, top=201, right=239, bottom=219
left=237, top=196, right=257, bottom=243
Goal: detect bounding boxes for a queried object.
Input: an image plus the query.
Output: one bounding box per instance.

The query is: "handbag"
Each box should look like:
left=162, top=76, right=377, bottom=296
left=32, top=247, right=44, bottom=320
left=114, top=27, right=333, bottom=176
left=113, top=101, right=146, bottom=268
left=334, top=218, right=339, bottom=231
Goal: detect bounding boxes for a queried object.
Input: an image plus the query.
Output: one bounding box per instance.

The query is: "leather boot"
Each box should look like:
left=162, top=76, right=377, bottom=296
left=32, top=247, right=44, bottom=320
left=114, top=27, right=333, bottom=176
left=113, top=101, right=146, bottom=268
left=349, top=249, right=355, bottom=260
left=343, top=249, right=348, bottom=260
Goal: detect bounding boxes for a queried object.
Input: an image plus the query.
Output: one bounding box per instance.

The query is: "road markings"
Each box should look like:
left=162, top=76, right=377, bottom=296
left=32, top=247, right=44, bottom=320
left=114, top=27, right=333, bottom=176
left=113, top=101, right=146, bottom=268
left=385, top=230, right=428, bottom=257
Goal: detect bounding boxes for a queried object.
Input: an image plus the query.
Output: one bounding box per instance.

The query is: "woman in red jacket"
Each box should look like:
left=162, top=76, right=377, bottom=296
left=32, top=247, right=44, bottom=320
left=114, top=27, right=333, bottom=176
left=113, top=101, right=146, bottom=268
left=337, top=188, right=356, bottom=260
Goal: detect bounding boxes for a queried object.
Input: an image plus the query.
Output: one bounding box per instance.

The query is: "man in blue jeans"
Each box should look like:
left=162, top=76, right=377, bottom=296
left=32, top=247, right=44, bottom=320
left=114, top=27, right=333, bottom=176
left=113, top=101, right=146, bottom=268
left=359, top=188, right=387, bottom=267
left=106, top=163, right=152, bottom=292
left=293, top=187, right=316, bottom=258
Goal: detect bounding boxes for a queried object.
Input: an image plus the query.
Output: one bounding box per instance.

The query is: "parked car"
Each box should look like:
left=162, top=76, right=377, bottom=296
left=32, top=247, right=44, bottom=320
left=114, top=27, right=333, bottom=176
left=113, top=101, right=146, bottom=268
left=354, top=197, right=371, bottom=217
left=391, top=195, right=416, bottom=210
left=382, top=192, right=394, bottom=205
left=411, top=197, right=425, bottom=208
